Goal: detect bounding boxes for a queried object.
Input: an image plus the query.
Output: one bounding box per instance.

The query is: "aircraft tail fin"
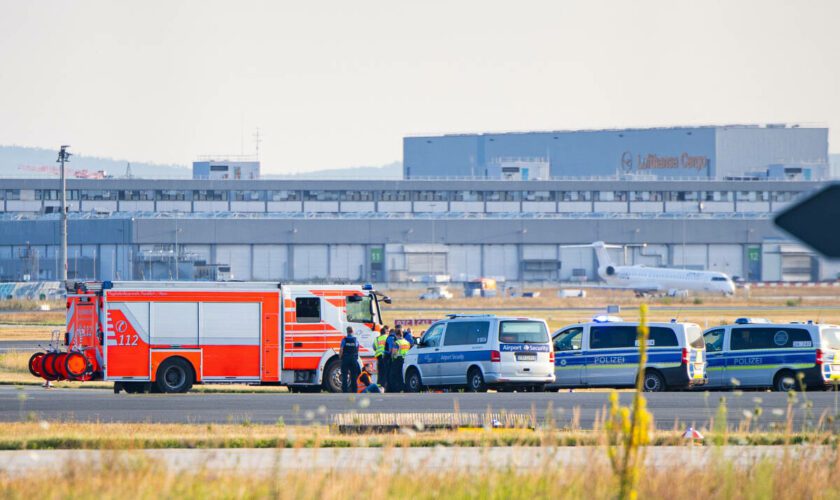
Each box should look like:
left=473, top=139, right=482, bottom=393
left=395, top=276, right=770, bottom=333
left=591, top=241, right=613, bottom=268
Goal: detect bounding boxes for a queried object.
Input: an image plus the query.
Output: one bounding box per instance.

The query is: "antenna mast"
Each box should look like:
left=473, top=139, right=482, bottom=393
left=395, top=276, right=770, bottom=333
left=57, top=145, right=72, bottom=281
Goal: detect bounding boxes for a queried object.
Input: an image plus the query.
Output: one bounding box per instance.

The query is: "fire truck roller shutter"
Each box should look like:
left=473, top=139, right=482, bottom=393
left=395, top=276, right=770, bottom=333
left=200, top=302, right=261, bottom=378
left=152, top=303, right=199, bottom=345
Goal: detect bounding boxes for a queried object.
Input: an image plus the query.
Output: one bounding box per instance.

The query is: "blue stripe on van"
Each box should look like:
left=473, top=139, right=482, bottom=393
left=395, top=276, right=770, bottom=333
left=417, top=351, right=494, bottom=364
left=706, top=349, right=816, bottom=369
left=555, top=348, right=683, bottom=367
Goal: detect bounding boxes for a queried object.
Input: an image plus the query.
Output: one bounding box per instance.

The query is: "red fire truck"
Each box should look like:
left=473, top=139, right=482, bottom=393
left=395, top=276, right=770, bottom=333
left=28, top=281, right=388, bottom=393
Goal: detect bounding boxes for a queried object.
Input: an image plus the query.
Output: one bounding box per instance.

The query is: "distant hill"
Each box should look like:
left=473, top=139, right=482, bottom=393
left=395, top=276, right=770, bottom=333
left=0, top=145, right=402, bottom=180
left=265, top=162, right=402, bottom=180
left=0, top=145, right=190, bottom=179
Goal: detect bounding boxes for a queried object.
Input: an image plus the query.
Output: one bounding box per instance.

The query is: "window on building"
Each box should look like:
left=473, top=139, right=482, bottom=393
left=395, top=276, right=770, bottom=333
left=232, top=190, right=264, bottom=201
left=523, top=191, right=554, bottom=202
left=485, top=191, right=519, bottom=202
left=36, top=190, right=60, bottom=201
left=304, top=190, right=340, bottom=201
left=340, top=191, right=373, bottom=201
left=295, top=297, right=321, bottom=323
left=451, top=190, right=482, bottom=202
left=381, top=190, right=410, bottom=201
left=559, top=191, right=592, bottom=202
left=193, top=190, right=228, bottom=201
left=157, top=190, right=188, bottom=201
left=119, top=190, right=155, bottom=201
left=700, top=191, right=732, bottom=201
left=79, top=190, right=118, bottom=201
left=269, top=190, right=300, bottom=201
left=414, top=190, right=448, bottom=201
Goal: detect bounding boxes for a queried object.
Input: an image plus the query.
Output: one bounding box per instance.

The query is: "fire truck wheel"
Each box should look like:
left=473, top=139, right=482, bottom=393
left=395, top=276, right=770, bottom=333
left=28, top=352, right=45, bottom=377
left=155, top=357, right=194, bottom=393
left=322, top=358, right=342, bottom=393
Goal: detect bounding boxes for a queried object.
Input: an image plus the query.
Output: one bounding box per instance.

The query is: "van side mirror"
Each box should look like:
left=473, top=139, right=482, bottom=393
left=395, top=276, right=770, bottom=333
left=382, top=296, right=392, bottom=304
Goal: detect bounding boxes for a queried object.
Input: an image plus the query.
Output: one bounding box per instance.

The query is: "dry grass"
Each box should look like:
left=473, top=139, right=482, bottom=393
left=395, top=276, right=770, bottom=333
left=1, top=441, right=840, bottom=499
left=0, top=420, right=834, bottom=451
left=0, top=311, right=64, bottom=326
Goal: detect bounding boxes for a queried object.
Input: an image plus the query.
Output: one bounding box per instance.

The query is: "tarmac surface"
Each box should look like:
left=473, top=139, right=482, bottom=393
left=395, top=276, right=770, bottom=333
left=0, top=340, right=44, bottom=352
left=2, top=385, right=838, bottom=430
left=0, top=446, right=829, bottom=477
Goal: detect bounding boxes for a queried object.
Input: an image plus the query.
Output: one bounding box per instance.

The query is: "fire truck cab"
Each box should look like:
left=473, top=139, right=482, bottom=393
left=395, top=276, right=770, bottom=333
left=47, top=280, right=387, bottom=393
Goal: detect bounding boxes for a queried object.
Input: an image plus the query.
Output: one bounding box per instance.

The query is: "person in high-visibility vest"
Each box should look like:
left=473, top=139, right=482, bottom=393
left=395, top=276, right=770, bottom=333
left=357, top=363, right=381, bottom=393
left=389, top=335, right=411, bottom=393
left=375, top=326, right=390, bottom=391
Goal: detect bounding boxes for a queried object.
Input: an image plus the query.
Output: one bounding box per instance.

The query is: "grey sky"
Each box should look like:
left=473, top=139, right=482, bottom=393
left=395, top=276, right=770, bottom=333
left=0, top=0, right=837, bottom=174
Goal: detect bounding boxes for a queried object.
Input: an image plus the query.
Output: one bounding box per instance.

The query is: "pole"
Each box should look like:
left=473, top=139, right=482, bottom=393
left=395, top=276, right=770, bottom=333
left=57, top=145, right=71, bottom=281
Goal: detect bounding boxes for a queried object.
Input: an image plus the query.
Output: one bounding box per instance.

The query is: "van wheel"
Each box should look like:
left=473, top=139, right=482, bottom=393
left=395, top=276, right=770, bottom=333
left=155, top=358, right=194, bottom=393
left=405, top=368, right=423, bottom=393
left=467, top=368, right=487, bottom=392
left=322, top=359, right=342, bottom=393
left=774, top=370, right=799, bottom=392
left=642, top=370, right=665, bottom=392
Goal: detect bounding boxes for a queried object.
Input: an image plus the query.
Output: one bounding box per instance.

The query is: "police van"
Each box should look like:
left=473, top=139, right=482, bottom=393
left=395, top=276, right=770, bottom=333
left=703, top=319, right=840, bottom=391
left=402, top=315, right=555, bottom=392
left=548, top=317, right=707, bottom=392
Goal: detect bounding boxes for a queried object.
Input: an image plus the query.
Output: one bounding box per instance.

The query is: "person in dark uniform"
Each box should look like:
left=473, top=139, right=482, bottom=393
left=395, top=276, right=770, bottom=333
left=339, top=326, right=360, bottom=393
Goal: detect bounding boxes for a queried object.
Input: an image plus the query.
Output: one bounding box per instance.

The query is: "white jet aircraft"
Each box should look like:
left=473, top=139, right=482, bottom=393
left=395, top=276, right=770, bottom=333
left=564, top=242, right=736, bottom=296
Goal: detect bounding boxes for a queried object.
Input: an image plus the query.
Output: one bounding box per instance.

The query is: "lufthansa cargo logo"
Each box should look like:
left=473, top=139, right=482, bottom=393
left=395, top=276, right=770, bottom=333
left=621, top=151, right=633, bottom=172
left=620, top=151, right=709, bottom=171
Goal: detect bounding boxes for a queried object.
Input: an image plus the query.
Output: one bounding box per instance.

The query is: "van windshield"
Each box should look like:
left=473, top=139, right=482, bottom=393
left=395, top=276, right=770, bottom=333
left=686, top=324, right=705, bottom=349
left=499, top=321, right=548, bottom=344
left=821, top=328, right=840, bottom=350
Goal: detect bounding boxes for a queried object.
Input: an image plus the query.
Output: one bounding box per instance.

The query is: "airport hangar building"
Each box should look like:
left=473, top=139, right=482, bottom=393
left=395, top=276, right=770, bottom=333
left=404, top=124, right=830, bottom=180
left=0, top=176, right=837, bottom=285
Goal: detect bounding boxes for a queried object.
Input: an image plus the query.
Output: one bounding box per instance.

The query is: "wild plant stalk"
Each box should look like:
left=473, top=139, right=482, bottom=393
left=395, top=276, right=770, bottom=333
left=606, top=303, right=652, bottom=500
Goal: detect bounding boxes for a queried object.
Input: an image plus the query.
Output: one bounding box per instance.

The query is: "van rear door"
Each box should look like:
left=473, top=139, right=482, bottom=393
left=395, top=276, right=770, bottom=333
left=497, top=320, right=552, bottom=380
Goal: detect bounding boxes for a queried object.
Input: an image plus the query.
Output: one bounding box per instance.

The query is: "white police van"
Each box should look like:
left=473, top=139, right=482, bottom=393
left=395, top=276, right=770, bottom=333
left=548, top=316, right=707, bottom=392
left=403, top=315, right=555, bottom=392
left=703, top=318, right=840, bottom=391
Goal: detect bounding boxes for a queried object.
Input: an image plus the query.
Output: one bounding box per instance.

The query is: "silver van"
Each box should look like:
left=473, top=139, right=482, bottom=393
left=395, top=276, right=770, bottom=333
left=548, top=318, right=707, bottom=391
left=403, top=315, right=555, bottom=392
left=703, top=319, right=840, bottom=391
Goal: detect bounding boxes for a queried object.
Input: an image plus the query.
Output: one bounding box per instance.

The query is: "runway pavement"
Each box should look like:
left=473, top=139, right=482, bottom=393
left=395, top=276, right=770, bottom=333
left=2, top=385, right=837, bottom=430
left=1, top=446, right=829, bottom=477
left=0, top=340, right=46, bottom=352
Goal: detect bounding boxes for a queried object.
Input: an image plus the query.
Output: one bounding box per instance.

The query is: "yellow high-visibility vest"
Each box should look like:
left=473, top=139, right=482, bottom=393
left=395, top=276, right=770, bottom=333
left=375, top=334, right=388, bottom=357
left=395, top=338, right=411, bottom=358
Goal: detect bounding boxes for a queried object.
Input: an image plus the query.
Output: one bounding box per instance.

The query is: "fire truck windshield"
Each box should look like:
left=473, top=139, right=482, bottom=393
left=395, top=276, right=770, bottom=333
left=346, top=295, right=375, bottom=324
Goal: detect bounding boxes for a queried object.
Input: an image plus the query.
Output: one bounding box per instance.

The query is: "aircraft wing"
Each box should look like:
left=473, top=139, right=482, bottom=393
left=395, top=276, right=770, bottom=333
left=562, top=282, right=663, bottom=293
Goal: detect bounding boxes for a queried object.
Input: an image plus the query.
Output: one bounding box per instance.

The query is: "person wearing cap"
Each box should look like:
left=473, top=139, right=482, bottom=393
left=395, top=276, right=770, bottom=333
left=339, top=326, right=360, bottom=393
left=357, top=363, right=381, bottom=393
